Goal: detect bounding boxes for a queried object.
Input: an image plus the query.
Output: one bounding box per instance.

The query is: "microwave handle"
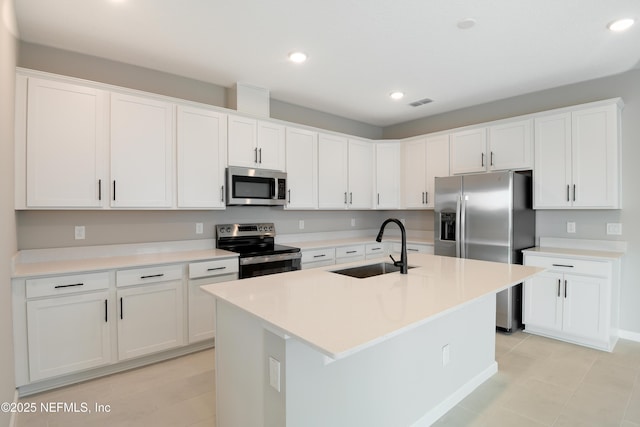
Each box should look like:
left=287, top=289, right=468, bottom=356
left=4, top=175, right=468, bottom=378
left=271, top=179, right=276, bottom=198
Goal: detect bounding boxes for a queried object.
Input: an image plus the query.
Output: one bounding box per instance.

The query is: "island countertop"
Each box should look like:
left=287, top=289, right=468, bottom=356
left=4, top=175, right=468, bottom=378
left=201, top=253, right=543, bottom=360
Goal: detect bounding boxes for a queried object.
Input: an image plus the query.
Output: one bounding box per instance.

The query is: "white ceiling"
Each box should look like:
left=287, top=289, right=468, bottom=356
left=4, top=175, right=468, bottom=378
left=13, top=0, right=640, bottom=127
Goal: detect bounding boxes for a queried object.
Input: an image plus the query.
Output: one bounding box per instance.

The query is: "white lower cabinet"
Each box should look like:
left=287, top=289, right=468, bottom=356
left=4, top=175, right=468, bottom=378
left=25, top=272, right=112, bottom=381
left=523, top=252, right=620, bottom=351
left=335, top=245, right=366, bottom=264
left=188, top=258, right=238, bottom=343
left=301, top=247, right=336, bottom=269
left=116, top=265, right=184, bottom=360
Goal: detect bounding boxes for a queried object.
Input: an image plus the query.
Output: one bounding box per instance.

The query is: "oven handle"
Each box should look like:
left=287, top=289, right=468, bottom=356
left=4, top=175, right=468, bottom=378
left=240, top=252, right=302, bottom=265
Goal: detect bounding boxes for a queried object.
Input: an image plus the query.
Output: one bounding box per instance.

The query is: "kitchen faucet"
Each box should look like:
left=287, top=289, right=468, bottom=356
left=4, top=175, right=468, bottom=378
left=376, top=218, right=408, bottom=274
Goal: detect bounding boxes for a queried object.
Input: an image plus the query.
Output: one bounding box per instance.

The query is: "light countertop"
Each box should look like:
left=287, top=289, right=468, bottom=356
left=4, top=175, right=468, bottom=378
left=523, top=246, right=625, bottom=260
left=202, top=253, right=543, bottom=360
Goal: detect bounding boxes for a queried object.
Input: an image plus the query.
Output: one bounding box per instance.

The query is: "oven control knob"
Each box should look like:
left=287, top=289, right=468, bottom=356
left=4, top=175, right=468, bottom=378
left=225, top=227, right=231, bottom=233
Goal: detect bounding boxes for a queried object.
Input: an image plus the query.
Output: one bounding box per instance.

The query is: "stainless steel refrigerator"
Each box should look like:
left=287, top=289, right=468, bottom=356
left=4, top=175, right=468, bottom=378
left=434, top=171, right=535, bottom=332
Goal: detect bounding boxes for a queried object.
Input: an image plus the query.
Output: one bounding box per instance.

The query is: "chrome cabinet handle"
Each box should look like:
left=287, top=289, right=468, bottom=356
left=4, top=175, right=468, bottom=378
left=113, top=180, right=117, bottom=201
left=207, top=266, right=227, bottom=271
left=552, top=263, right=574, bottom=268
left=98, top=179, right=102, bottom=201
left=54, top=283, right=83, bottom=289
left=567, top=185, right=570, bottom=202
left=221, top=185, right=225, bottom=202
left=557, top=279, right=561, bottom=297
left=350, top=192, right=353, bottom=204
left=425, top=191, right=429, bottom=204
left=573, top=184, right=576, bottom=202
left=259, top=148, right=262, bottom=164
left=140, top=273, right=164, bottom=279
left=313, top=254, right=326, bottom=258
left=564, top=280, right=568, bottom=298
left=481, top=152, right=485, bottom=167
left=254, top=147, right=258, bottom=163
left=288, top=189, right=291, bottom=204
left=490, top=151, right=494, bottom=166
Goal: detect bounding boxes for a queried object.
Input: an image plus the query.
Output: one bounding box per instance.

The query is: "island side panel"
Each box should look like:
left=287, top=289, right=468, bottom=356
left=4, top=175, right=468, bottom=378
left=215, top=299, right=265, bottom=427
left=284, top=294, right=497, bottom=427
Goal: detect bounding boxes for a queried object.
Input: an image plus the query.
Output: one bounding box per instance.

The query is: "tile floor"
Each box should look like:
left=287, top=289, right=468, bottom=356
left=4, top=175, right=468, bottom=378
left=15, top=331, right=640, bottom=427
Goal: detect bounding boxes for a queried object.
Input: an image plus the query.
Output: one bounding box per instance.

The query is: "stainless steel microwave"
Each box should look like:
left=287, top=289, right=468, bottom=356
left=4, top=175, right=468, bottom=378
left=226, top=166, right=287, bottom=206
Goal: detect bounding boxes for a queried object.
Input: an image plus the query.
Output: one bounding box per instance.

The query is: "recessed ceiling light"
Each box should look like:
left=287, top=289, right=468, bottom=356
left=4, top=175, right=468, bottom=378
left=389, top=91, right=405, bottom=100
left=608, top=18, right=635, bottom=32
left=288, top=51, right=308, bottom=63
left=457, top=18, right=476, bottom=30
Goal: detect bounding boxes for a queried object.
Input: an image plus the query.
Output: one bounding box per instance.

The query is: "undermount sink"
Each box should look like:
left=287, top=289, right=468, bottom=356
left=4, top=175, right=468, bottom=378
left=331, top=262, right=415, bottom=279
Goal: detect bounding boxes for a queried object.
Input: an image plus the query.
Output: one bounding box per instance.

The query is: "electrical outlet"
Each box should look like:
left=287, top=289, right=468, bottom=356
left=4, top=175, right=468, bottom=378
left=195, top=223, right=204, bottom=234
left=442, top=344, right=450, bottom=366
left=299, top=220, right=304, bottom=230
left=606, top=223, right=622, bottom=235
left=351, top=218, right=356, bottom=227
left=74, top=226, right=86, bottom=240
left=566, top=222, right=576, bottom=233
left=269, top=356, right=281, bottom=392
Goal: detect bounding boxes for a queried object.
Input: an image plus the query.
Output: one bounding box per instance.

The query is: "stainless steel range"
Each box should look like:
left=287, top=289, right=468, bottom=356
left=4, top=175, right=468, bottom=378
left=216, top=223, right=301, bottom=279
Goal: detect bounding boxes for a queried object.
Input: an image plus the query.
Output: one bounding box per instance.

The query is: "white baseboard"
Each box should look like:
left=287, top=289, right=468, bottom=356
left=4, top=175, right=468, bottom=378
left=619, top=329, right=640, bottom=343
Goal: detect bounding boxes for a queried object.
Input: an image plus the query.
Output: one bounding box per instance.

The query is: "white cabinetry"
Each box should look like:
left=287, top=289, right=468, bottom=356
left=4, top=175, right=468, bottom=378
left=188, top=258, right=238, bottom=343
left=318, top=134, right=373, bottom=209
left=451, top=119, right=532, bottom=175
left=487, top=119, right=532, bottom=171
left=227, top=115, right=286, bottom=171
left=374, top=142, right=400, bottom=209
left=285, top=127, right=318, bottom=209
left=301, top=248, right=336, bottom=269
left=18, top=76, right=109, bottom=208
left=177, top=106, right=227, bottom=208
left=534, top=101, right=622, bottom=209
left=450, top=128, right=487, bottom=174
left=523, top=251, right=621, bottom=351
left=110, top=92, right=175, bottom=208
left=402, top=134, right=449, bottom=209
left=24, top=272, right=112, bottom=381
left=116, top=265, right=184, bottom=360
left=336, top=245, right=366, bottom=264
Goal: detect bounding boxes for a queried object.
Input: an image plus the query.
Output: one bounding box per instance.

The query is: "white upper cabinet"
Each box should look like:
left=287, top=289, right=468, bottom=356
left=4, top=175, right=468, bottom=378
left=177, top=106, right=227, bottom=209
left=374, top=142, right=400, bottom=209
left=22, top=77, right=109, bottom=208
left=451, top=119, right=532, bottom=175
left=285, top=127, right=318, bottom=209
left=402, top=134, right=449, bottom=209
left=487, top=119, right=533, bottom=171
left=318, top=133, right=349, bottom=209
left=110, top=92, right=175, bottom=208
left=348, top=139, right=374, bottom=209
left=450, top=128, right=487, bottom=174
left=227, top=115, right=286, bottom=171
left=534, top=100, right=621, bottom=209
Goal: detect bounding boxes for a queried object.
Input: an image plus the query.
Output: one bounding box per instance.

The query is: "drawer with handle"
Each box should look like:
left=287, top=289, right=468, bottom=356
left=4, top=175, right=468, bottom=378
left=523, top=254, right=611, bottom=277
left=336, top=245, right=365, bottom=259
left=189, top=258, right=239, bottom=279
left=116, top=264, right=183, bottom=287
left=26, top=272, right=110, bottom=299
left=301, top=248, right=336, bottom=264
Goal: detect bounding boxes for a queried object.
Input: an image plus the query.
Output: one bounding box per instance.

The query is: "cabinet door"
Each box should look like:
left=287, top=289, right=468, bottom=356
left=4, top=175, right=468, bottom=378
left=450, top=128, right=487, bottom=174
left=375, top=142, right=400, bottom=209
left=348, top=139, right=374, bottom=209
left=27, top=291, right=111, bottom=381
left=533, top=113, right=572, bottom=209
left=257, top=121, right=286, bottom=171
left=117, top=281, right=184, bottom=360
left=425, top=134, right=450, bottom=208
left=562, top=274, right=606, bottom=340
left=488, top=119, right=532, bottom=171
left=402, top=138, right=427, bottom=208
left=25, top=77, right=108, bottom=208
left=523, top=272, right=563, bottom=332
left=318, top=134, right=349, bottom=209
left=227, top=115, right=257, bottom=168
left=285, top=127, right=318, bottom=209
left=177, top=106, right=227, bottom=208
left=110, top=93, right=174, bottom=208
left=188, top=273, right=237, bottom=343
left=571, top=105, right=620, bottom=208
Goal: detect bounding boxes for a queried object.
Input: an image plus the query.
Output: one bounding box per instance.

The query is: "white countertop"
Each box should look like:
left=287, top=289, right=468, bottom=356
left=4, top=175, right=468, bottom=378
left=202, top=253, right=543, bottom=360
left=523, top=246, right=625, bottom=260
left=12, top=247, right=237, bottom=278
left=287, top=236, right=433, bottom=251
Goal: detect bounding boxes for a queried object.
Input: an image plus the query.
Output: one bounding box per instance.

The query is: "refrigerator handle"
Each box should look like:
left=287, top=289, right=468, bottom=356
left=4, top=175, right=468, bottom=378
left=455, top=195, right=462, bottom=258
left=460, top=195, right=467, bottom=258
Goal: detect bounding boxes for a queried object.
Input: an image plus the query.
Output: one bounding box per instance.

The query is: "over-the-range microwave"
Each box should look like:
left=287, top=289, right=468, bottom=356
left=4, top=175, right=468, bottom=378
left=226, top=166, right=287, bottom=206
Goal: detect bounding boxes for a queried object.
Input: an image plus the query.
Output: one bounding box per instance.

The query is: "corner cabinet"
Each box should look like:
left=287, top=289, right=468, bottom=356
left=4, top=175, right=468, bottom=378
left=110, top=93, right=175, bottom=208
left=534, top=100, right=622, bottom=209
left=523, top=250, right=622, bottom=351
left=177, top=106, right=227, bottom=208
left=16, top=76, right=109, bottom=208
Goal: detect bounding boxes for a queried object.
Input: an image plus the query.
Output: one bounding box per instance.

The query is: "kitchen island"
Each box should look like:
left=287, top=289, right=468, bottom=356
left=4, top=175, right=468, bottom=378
left=202, top=253, right=543, bottom=427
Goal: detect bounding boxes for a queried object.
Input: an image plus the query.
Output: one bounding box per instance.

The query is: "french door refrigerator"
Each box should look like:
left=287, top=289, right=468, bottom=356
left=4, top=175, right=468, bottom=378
left=434, top=171, right=535, bottom=332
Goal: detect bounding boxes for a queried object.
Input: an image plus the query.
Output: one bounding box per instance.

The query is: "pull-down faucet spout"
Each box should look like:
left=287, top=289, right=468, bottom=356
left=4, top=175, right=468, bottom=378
left=376, top=218, right=408, bottom=274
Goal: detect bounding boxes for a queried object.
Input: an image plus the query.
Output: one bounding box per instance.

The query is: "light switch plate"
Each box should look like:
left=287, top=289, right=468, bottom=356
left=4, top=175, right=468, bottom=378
left=74, top=226, right=86, bottom=240
left=195, top=223, right=204, bottom=234
left=567, top=222, right=576, bottom=233
left=606, top=223, right=622, bottom=235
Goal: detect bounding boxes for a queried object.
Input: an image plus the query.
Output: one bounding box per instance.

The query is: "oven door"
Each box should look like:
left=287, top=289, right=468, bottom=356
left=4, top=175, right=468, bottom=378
left=239, top=253, right=302, bottom=279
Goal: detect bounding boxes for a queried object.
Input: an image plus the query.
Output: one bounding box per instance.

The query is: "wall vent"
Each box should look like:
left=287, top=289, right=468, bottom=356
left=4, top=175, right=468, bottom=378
left=409, top=98, right=433, bottom=107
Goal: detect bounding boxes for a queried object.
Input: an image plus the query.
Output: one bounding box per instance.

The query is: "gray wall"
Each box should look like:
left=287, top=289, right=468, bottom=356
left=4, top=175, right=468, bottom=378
left=386, top=69, right=640, bottom=335
left=1, top=0, right=17, bottom=424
